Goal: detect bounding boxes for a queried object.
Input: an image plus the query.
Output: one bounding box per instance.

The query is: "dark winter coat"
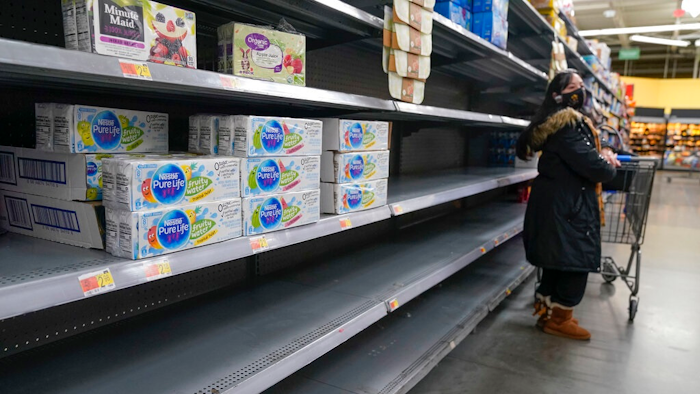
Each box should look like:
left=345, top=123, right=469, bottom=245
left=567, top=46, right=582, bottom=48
left=521, top=108, right=617, bottom=272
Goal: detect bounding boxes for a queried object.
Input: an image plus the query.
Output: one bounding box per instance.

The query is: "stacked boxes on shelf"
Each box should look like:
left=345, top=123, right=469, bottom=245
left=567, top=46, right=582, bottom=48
left=102, top=156, right=243, bottom=259
left=488, top=131, right=518, bottom=167
left=0, top=103, right=170, bottom=249
left=383, top=1, right=434, bottom=104
left=61, top=0, right=197, bottom=68
left=435, top=0, right=472, bottom=30
left=320, top=119, right=390, bottom=214
left=217, top=22, right=306, bottom=86
left=471, top=0, right=509, bottom=49
left=233, top=116, right=322, bottom=236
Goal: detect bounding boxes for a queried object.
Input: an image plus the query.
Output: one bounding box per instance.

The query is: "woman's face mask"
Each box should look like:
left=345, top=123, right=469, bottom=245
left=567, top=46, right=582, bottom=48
left=560, top=87, right=586, bottom=110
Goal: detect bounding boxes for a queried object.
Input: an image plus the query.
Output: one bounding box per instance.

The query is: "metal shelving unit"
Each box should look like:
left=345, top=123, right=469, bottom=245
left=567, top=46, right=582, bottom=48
left=0, top=203, right=527, bottom=394
left=265, top=237, right=532, bottom=394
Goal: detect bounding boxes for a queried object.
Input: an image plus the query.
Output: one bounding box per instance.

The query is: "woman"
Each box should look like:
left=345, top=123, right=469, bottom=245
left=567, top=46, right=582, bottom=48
left=516, top=69, right=620, bottom=340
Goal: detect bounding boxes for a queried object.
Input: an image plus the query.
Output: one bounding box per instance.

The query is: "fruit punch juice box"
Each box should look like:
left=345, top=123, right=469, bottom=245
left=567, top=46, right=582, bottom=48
left=240, top=156, right=320, bottom=197
left=321, top=151, right=390, bottom=183
left=105, top=157, right=240, bottom=211
left=321, top=179, right=388, bottom=214
left=321, top=119, right=390, bottom=152
left=231, top=23, right=306, bottom=86
left=77, top=0, right=197, bottom=68
left=233, top=116, right=322, bottom=157
left=56, top=105, right=168, bottom=153
left=107, top=199, right=242, bottom=259
left=243, top=190, right=320, bottom=236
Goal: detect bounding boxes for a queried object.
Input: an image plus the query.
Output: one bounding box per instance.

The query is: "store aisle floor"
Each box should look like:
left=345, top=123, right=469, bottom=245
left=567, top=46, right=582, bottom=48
left=410, top=173, right=700, bottom=394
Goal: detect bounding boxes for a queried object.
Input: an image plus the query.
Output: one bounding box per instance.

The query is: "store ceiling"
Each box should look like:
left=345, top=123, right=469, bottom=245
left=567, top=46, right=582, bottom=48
left=573, top=0, right=700, bottom=78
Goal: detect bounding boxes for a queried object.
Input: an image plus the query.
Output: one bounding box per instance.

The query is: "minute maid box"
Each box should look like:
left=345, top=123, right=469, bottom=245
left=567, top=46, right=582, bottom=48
left=105, top=157, right=240, bottom=211
left=243, top=190, right=320, bottom=236
left=321, top=151, right=390, bottom=183
left=321, top=179, right=388, bottom=214
left=107, top=199, right=242, bottom=259
left=233, top=116, right=322, bottom=157
left=53, top=104, right=168, bottom=153
left=240, top=156, right=320, bottom=197
left=321, top=119, right=390, bottom=152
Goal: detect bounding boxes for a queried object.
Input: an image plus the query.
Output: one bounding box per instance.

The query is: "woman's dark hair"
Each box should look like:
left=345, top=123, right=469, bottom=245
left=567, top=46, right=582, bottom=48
left=516, top=69, right=579, bottom=160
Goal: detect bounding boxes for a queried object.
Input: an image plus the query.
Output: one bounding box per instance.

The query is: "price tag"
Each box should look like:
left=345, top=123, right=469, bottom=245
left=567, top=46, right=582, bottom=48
left=79, top=268, right=116, bottom=297
left=144, top=260, right=172, bottom=281
left=220, top=75, right=238, bottom=91
left=250, top=236, right=270, bottom=253
left=392, top=205, right=404, bottom=215
left=506, top=288, right=512, bottom=296
left=119, top=59, right=152, bottom=81
left=494, top=239, right=499, bottom=246
left=480, top=247, right=486, bottom=254
left=389, top=299, right=399, bottom=311
left=339, top=218, right=352, bottom=229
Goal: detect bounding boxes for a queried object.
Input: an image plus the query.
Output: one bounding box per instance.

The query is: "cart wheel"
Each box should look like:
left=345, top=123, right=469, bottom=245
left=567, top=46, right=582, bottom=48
left=601, top=260, right=617, bottom=283
left=629, top=297, right=639, bottom=322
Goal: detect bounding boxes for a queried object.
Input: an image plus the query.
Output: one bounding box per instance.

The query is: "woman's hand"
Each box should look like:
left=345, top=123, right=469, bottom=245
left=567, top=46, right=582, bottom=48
left=601, top=147, right=621, bottom=168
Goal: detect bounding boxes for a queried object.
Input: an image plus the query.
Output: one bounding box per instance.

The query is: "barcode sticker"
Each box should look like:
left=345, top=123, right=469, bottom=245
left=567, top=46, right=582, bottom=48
left=119, top=59, right=152, bottom=80
left=79, top=269, right=116, bottom=297
left=18, top=158, right=67, bottom=184
left=31, top=204, right=80, bottom=232
left=144, top=260, right=172, bottom=281
left=4, top=196, right=32, bottom=230
left=0, top=151, right=16, bottom=185
left=250, top=236, right=269, bottom=253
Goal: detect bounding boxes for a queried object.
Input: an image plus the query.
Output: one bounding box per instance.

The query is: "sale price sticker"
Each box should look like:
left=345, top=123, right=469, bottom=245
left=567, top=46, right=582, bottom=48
left=392, top=205, right=404, bottom=215
left=250, top=236, right=270, bottom=253
left=119, top=59, right=152, bottom=81
left=144, top=260, right=172, bottom=281
left=339, top=218, right=352, bottom=229
left=79, top=269, right=116, bottom=297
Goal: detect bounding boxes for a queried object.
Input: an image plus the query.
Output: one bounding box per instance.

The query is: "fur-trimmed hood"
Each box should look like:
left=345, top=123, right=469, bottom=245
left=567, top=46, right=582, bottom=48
left=525, top=107, right=584, bottom=153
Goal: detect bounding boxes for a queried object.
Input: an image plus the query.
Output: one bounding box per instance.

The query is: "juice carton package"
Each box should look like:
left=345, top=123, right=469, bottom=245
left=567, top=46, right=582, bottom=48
left=233, top=116, right=322, bottom=157
left=35, top=103, right=54, bottom=151
left=240, top=156, right=320, bottom=197
left=321, top=151, right=390, bottom=183
left=106, top=156, right=240, bottom=211
left=76, top=0, right=197, bottom=68
left=243, top=190, right=320, bottom=236
left=218, top=115, right=236, bottom=156
left=321, top=179, right=388, bottom=214
left=54, top=105, right=168, bottom=153
left=62, top=0, right=79, bottom=50
left=321, top=119, right=390, bottom=152
left=108, top=199, right=242, bottom=259
left=231, top=23, right=306, bottom=86
left=188, top=115, right=199, bottom=153
left=197, top=115, right=220, bottom=155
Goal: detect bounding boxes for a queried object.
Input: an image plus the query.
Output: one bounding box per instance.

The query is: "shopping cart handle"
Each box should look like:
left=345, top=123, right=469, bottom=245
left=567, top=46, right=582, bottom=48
left=618, top=155, right=633, bottom=162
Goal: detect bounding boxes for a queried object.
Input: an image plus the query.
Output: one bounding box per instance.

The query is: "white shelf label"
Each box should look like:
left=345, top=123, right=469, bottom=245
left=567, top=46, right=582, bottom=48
left=339, top=218, right=353, bottom=230
left=79, top=268, right=116, bottom=297
left=392, top=205, right=404, bottom=215
left=144, top=260, right=172, bottom=281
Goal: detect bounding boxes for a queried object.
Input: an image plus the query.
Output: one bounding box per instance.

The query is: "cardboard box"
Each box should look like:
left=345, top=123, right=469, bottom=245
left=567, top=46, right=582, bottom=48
left=0, top=190, right=104, bottom=249
left=321, top=151, right=390, bottom=183
left=242, top=190, right=320, bottom=235
left=107, top=198, right=242, bottom=259
left=0, top=146, right=109, bottom=201
left=321, top=179, right=388, bottom=214
left=240, top=156, right=320, bottom=197
left=233, top=116, right=322, bottom=157
left=321, top=119, right=390, bottom=152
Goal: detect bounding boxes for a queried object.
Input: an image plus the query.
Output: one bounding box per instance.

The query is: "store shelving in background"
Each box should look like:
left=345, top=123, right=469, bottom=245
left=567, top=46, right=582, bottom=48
left=630, top=107, right=667, bottom=159
left=665, top=109, right=700, bottom=171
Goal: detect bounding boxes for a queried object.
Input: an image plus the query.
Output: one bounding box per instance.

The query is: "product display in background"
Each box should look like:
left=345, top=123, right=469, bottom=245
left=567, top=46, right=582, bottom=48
left=36, top=103, right=169, bottom=154
left=0, top=189, right=105, bottom=249
left=435, top=1, right=471, bottom=30
left=321, top=179, right=389, bottom=214
left=103, top=157, right=240, bottom=211
left=488, top=131, right=518, bottom=167
left=188, top=114, right=222, bottom=155
left=321, top=151, right=390, bottom=183
left=240, top=156, right=320, bottom=197
left=0, top=146, right=110, bottom=201
left=242, top=190, right=320, bottom=235
left=217, top=22, right=306, bottom=86
left=61, top=0, right=197, bottom=68
left=470, top=0, right=509, bottom=49
left=107, top=198, right=242, bottom=259
left=321, top=119, right=390, bottom=152
left=233, top=116, right=322, bottom=158
left=665, top=122, right=700, bottom=169
left=629, top=121, right=665, bottom=158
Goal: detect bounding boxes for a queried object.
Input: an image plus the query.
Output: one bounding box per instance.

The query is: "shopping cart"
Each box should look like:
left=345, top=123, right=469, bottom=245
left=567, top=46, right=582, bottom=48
left=599, top=156, right=657, bottom=322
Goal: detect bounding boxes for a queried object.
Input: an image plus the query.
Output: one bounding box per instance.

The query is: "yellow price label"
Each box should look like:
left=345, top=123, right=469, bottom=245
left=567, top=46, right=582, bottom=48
left=392, top=205, right=404, bottom=215
left=389, top=299, right=400, bottom=311
left=250, top=236, right=270, bottom=253
left=119, top=59, right=153, bottom=81
left=79, top=268, right=116, bottom=297
left=145, top=261, right=172, bottom=281
left=339, top=218, right=352, bottom=229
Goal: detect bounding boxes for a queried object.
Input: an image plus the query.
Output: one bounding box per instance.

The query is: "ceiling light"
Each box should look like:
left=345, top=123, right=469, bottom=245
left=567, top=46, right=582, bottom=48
left=630, top=35, right=691, bottom=47
left=603, top=10, right=616, bottom=18
left=683, top=0, right=700, bottom=18
left=580, top=23, right=700, bottom=37
left=696, top=39, right=700, bottom=46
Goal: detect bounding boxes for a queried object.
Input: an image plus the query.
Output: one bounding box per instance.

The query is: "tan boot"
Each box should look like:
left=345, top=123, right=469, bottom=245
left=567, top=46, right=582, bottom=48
left=543, top=305, right=591, bottom=340
left=534, top=295, right=577, bottom=329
